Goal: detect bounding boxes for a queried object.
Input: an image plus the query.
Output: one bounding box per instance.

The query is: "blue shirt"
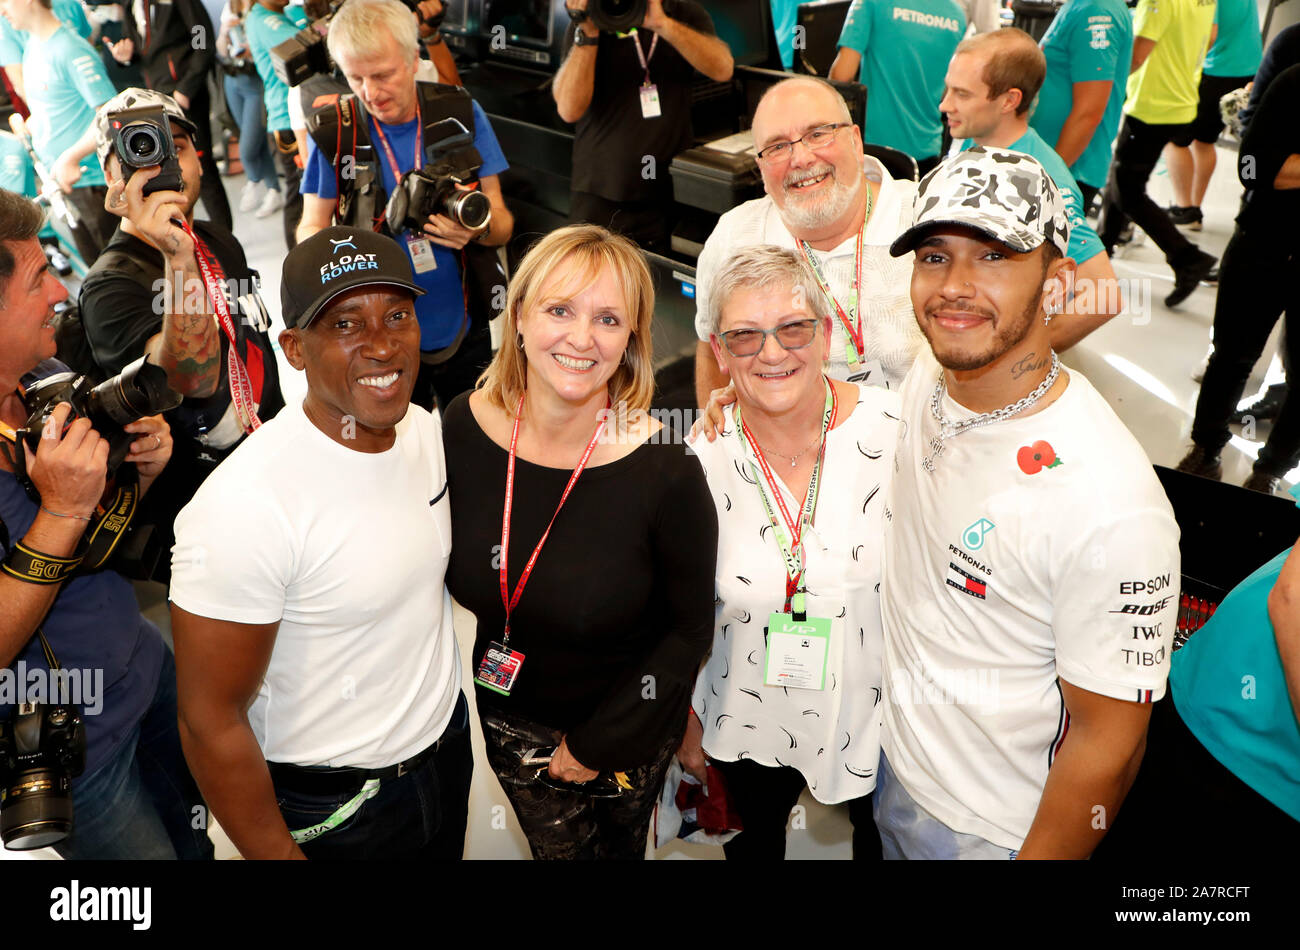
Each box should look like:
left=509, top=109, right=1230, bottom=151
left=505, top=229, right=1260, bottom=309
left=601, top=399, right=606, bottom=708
left=0, top=0, right=93, bottom=67
left=301, top=99, right=508, bottom=350
left=21, top=26, right=118, bottom=188
left=244, top=3, right=308, bottom=132
left=960, top=128, right=1104, bottom=265
left=1171, top=543, right=1300, bottom=821
left=837, top=0, right=966, bottom=159
left=0, top=364, right=164, bottom=784
left=1204, top=0, right=1263, bottom=78
left=1031, top=0, right=1133, bottom=190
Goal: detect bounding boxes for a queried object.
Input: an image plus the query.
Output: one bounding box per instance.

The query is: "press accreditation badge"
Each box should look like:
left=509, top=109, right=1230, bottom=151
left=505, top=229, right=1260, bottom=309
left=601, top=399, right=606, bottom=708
left=407, top=235, right=437, bottom=274
left=763, top=613, right=831, bottom=690
left=475, top=641, right=525, bottom=696
left=639, top=84, right=661, bottom=119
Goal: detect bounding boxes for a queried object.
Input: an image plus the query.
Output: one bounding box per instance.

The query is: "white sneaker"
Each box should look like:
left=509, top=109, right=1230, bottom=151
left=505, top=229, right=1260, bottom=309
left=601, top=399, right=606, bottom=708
left=238, top=179, right=265, bottom=213
left=1191, top=343, right=1213, bottom=383
left=255, top=188, right=284, bottom=218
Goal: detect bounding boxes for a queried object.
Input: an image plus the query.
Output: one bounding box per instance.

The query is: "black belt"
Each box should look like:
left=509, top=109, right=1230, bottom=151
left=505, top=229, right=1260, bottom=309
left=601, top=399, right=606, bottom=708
left=267, top=694, right=466, bottom=797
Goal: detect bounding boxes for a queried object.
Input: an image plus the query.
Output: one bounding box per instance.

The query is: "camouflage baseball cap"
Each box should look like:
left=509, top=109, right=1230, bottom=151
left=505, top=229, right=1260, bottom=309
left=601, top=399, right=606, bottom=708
left=889, top=146, right=1071, bottom=259
left=94, top=88, right=198, bottom=170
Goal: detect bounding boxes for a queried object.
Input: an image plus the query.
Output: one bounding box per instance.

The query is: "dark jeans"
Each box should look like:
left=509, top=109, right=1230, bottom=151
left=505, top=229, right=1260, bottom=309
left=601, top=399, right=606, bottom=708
left=569, top=190, right=670, bottom=254
left=273, top=691, right=473, bottom=860
left=711, top=757, right=881, bottom=860
left=54, top=647, right=213, bottom=860
left=186, top=86, right=234, bottom=233
left=63, top=184, right=117, bottom=264
left=480, top=708, right=678, bottom=860
left=412, top=316, right=493, bottom=412
left=1190, top=223, right=1300, bottom=476
left=1097, top=115, right=1200, bottom=267
left=270, top=129, right=303, bottom=250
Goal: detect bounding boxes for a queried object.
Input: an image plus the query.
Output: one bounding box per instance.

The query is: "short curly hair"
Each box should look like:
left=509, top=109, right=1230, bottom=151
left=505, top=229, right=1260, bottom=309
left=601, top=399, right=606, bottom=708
left=0, top=188, right=45, bottom=302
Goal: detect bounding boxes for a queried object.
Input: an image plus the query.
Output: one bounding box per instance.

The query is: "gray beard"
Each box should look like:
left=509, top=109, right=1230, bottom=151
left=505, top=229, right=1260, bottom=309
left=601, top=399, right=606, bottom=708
left=779, top=170, right=863, bottom=233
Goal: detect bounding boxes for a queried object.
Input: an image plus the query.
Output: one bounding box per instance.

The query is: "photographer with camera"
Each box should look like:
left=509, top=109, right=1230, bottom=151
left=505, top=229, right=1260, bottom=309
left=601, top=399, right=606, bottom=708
left=552, top=0, right=733, bottom=252
left=0, top=187, right=211, bottom=859
left=78, top=88, right=285, bottom=583
left=297, top=0, right=513, bottom=412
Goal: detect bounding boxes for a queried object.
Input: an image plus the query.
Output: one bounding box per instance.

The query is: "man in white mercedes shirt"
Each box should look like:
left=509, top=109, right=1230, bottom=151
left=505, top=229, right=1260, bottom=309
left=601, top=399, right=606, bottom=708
left=878, top=146, right=1180, bottom=859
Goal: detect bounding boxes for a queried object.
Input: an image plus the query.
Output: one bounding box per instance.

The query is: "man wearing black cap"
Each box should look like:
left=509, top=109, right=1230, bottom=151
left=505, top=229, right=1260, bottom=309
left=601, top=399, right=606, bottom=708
left=79, top=88, right=284, bottom=581
left=168, top=226, right=471, bottom=860
left=878, top=147, right=1179, bottom=859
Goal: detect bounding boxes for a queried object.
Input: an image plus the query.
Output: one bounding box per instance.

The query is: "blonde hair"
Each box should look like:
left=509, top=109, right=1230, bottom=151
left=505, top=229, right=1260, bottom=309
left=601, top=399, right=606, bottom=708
left=477, top=225, right=656, bottom=414
left=327, top=0, right=420, bottom=65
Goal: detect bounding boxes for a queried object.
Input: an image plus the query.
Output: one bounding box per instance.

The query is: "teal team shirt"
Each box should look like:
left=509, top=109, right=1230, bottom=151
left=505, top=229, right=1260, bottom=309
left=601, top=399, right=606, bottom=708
left=1031, top=0, right=1133, bottom=190
left=1204, top=0, right=1263, bottom=77
left=1170, top=541, right=1300, bottom=822
left=771, top=0, right=799, bottom=69
left=21, top=26, right=117, bottom=188
left=245, top=3, right=308, bottom=132
left=0, top=132, right=58, bottom=240
left=958, top=128, right=1105, bottom=265
left=837, top=0, right=966, bottom=159
left=0, top=0, right=92, bottom=67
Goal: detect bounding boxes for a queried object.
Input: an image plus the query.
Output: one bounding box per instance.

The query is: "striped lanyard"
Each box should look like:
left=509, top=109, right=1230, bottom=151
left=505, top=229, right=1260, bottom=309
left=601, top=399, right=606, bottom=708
left=735, top=379, right=836, bottom=617
left=797, top=184, right=873, bottom=363
left=498, top=393, right=611, bottom=650
left=178, top=220, right=263, bottom=433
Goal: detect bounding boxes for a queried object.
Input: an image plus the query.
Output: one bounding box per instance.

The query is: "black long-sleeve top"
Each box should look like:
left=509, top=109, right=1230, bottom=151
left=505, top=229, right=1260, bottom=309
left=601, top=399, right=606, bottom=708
left=442, top=393, right=718, bottom=771
left=1236, top=63, right=1300, bottom=234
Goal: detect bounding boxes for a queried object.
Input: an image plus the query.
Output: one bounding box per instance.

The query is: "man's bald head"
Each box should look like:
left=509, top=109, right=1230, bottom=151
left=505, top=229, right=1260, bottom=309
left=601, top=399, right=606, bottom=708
left=752, top=76, right=853, bottom=136
left=952, top=27, right=1045, bottom=116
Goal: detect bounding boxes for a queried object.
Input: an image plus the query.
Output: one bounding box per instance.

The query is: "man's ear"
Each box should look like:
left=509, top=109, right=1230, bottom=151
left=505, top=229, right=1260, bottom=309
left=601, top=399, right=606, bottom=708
left=279, top=327, right=306, bottom=371
left=1042, top=255, right=1076, bottom=313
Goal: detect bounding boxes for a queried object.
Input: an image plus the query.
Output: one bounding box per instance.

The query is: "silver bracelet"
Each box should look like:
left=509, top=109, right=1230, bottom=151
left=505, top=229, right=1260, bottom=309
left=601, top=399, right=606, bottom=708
left=40, top=505, right=93, bottom=523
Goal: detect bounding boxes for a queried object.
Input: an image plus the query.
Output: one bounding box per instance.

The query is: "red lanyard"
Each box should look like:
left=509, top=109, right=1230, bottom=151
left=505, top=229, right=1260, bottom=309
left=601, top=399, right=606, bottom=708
left=371, top=108, right=422, bottom=186
left=798, top=226, right=866, bottom=363
left=498, top=394, right=611, bottom=648
left=178, top=220, right=263, bottom=434
left=737, top=381, right=837, bottom=613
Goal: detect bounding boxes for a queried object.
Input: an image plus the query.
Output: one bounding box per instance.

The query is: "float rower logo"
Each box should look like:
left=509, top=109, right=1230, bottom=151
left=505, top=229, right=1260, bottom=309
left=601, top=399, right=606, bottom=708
left=320, top=240, right=379, bottom=285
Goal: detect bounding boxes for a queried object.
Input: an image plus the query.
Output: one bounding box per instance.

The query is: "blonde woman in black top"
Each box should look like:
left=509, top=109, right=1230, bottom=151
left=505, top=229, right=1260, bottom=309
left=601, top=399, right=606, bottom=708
left=442, top=224, right=717, bottom=859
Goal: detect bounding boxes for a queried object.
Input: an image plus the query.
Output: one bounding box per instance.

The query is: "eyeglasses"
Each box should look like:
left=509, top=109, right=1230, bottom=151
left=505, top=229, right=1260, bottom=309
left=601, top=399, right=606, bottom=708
left=717, top=319, right=819, bottom=357
left=755, top=123, right=851, bottom=163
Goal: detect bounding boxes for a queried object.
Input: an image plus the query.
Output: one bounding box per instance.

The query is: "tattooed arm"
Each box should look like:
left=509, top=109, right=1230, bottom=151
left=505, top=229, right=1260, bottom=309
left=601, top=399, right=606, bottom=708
left=106, top=161, right=222, bottom=399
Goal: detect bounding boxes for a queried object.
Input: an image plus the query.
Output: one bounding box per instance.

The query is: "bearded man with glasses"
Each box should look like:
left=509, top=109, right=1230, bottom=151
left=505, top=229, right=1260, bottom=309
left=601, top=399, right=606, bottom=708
left=692, top=76, right=924, bottom=408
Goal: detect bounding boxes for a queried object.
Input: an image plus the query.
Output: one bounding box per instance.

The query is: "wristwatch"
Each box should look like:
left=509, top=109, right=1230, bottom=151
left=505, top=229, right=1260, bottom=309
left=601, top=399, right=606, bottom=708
left=572, top=27, right=598, bottom=46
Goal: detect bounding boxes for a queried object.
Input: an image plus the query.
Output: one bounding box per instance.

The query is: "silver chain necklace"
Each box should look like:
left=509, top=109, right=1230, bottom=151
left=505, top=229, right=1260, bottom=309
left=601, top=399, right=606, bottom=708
left=753, top=431, right=821, bottom=469
left=921, top=351, right=1061, bottom=473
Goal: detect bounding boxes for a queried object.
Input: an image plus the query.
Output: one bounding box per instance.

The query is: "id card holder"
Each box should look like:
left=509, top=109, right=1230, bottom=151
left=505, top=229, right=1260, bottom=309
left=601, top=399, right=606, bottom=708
left=407, top=235, right=437, bottom=274
left=475, top=641, right=524, bottom=696
left=763, top=613, right=831, bottom=690
left=639, top=84, right=661, bottom=119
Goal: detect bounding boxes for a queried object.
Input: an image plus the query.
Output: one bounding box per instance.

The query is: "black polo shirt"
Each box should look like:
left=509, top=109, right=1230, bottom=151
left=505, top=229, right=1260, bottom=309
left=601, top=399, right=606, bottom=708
left=565, top=0, right=716, bottom=203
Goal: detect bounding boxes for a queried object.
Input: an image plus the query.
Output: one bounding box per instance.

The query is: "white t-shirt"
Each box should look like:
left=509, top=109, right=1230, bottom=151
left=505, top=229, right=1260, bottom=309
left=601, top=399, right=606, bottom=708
left=880, top=349, right=1180, bottom=850
left=692, top=156, right=923, bottom=393
left=690, top=384, right=901, bottom=804
left=170, top=399, right=460, bottom=770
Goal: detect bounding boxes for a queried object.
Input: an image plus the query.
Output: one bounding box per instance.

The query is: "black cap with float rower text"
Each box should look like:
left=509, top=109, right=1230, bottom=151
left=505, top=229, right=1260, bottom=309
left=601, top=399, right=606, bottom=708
left=281, top=226, right=425, bottom=330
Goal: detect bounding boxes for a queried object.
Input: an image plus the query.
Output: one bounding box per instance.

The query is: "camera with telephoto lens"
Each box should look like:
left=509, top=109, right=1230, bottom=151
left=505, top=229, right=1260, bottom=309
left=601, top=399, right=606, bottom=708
left=572, top=0, right=677, bottom=33
left=385, top=117, right=492, bottom=233
left=0, top=701, right=86, bottom=850
left=105, top=106, right=185, bottom=196
left=19, top=356, right=183, bottom=477
left=272, top=0, right=430, bottom=86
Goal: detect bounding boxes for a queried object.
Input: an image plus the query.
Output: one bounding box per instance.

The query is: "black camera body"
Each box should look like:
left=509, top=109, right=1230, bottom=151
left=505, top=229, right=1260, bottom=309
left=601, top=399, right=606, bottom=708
left=19, top=356, right=183, bottom=477
left=105, top=106, right=185, bottom=196
left=0, top=701, right=86, bottom=850
left=385, top=118, right=492, bottom=233
left=573, top=0, right=677, bottom=33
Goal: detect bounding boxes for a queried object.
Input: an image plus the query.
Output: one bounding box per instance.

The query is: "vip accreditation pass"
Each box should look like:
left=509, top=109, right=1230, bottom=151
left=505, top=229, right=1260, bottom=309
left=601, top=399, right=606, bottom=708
left=764, top=614, right=831, bottom=690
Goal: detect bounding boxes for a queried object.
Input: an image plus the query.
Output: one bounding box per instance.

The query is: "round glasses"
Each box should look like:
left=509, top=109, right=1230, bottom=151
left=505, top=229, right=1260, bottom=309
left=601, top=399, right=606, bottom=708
left=755, top=123, right=851, bottom=163
left=717, top=319, right=819, bottom=357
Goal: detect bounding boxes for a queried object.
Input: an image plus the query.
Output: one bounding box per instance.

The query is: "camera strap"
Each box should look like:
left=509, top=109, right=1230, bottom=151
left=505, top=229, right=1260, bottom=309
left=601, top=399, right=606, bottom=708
left=178, top=221, right=264, bottom=435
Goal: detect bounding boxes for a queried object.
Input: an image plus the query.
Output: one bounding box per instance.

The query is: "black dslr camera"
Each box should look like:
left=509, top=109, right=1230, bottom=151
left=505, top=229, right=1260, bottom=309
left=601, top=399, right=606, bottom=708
left=570, top=0, right=677, bottom=33
left=105, top=107, right=185, bottom=195
left=0, top=701, right=86, bottom=850
left=386, top=117, right=492, bottom=232
left=18, top=357, right=183, bottom=477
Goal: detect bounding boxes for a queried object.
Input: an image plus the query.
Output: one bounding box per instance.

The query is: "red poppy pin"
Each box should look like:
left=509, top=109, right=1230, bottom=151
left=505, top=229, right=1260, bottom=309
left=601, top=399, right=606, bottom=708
left=1017, top=440, right=1063, bottom=475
